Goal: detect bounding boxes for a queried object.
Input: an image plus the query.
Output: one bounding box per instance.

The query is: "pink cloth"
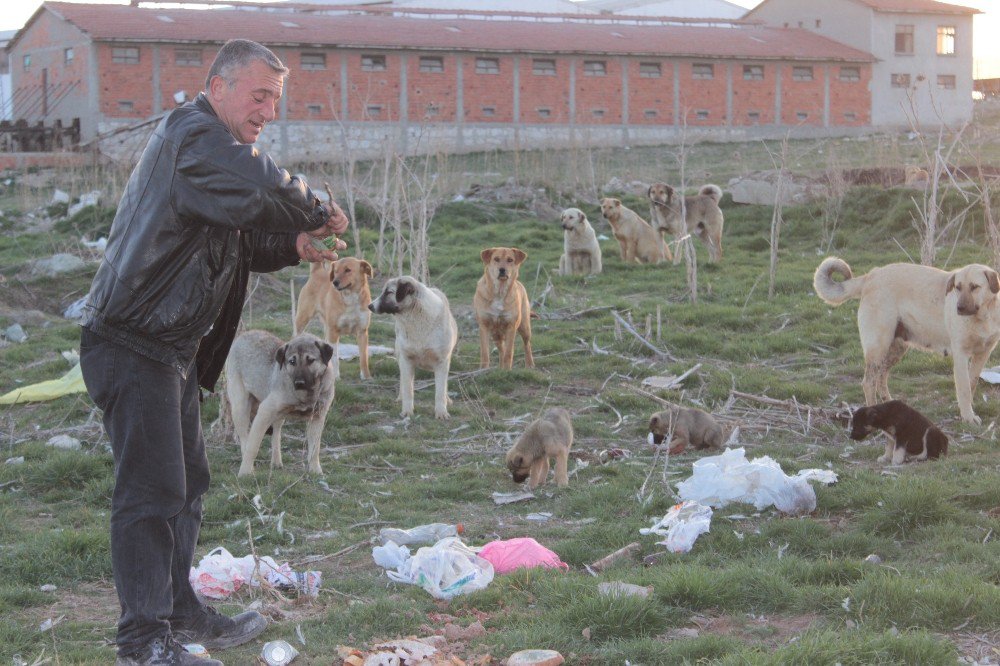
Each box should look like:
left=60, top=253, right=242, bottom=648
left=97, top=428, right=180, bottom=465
left=478, top=537, right=569, bottom=574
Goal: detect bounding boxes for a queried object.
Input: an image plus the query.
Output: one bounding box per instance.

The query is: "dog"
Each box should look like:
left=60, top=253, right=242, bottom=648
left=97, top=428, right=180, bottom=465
left=648, top=406, right=724, bottom=455
left=369, top=276, right=458, bottom=419
left=904, top=165, right=930, bottom=187
left=474, top=246, right=535, bottom=369
left=814, top=256, right=1000, bottom=424
left=558, top=208, right=602, bottom=276
left=849, top=400, right=948, bottom=464
left=225, top=330, right=335, bottom=477
left=295, top=257, right=374, bottom=380
left=647, top=183, right=725, bottom=263
left=505, top=407, right=573, bottom=489
left=599, top=197, right=671, bottom=264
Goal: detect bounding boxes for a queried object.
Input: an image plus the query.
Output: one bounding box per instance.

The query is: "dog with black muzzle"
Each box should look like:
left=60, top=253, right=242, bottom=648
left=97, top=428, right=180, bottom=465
left=849, top=400, right=948, bottom=465
left=647, top=183, right=725, bottom=263
left=225, top=330, right=335, bottom=477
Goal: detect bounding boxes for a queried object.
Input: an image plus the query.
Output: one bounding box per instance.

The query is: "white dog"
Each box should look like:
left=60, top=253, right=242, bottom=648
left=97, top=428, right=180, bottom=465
left=558, top=208, right=602, bottom=276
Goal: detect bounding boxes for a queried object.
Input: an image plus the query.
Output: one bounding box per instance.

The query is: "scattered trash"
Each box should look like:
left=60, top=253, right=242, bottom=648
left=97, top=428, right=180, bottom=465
left=863, top=553, right=883, bottom=564
left=183, top=644, right=210, bottom=658
left=5, top=456, right=25, bottom=466
left=0, top=363, right=87, bottom=405
left=374, top=536, right=494, bottom=599
left=51, top=189, right=71, bottom=205
left=597, top=448, right=630, bottom=464
left=4, top=324, right=27, bottom=343
left=81, top=236, right=108, bottom=253
left=676, top=447, right=837, bottom=516
left=46, top=435, right=82, bottom=450
left=641, top=501, right=714, bottom=553
left=478, top=537, right=569, bottom=574
left=507, top=648, right=565, bottom=666
left=39, top=584, right=57, bottom=592
left=524, top=512, right=552, bottom=522
left=589, top=542, right=641, bottom=572
left=261, top=640, right=298, bottom=665
left=39, top=615, right=65, bottom=632
left=30, top=253, right=87, bottom=277
left=68, top=190, right=102, bottom=217
left=597, top=581, right=653, bottom=599
left=378, top=522, right=464, bottom=546
left=363, top=639, right=438, bottom=665
left=63, top=296, right=89, bottom=320
left=492, top=490, right=535, bottom=505
left=61, top=349, right=80, bottom=365
left=189, top=547, right=321, bottom=600
left=979, top=367, right=1000, bottom=384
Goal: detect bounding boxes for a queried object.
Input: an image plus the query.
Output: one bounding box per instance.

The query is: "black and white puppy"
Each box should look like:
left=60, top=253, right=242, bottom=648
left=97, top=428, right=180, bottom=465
left=849, top=399, right=948, bottom=465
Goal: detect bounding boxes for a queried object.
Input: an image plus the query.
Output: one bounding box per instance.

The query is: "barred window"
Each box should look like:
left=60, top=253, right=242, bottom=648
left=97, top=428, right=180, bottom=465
left=891, top=73, right=911, bottom=88
left=592, top=108, right=605, bottom=118
left=747, top=111, right=760, bottom=123
left=419, top=56, right=444, bottom=73
left=644, top=109, right=658, bottom=119
left=937, top=26, right=956, bottom=55
left=796, top=111, right=809, bottom=121
left=533, top=59, right=556, bottom=76
left=839, top=66, right=860, bottom=82
left=475, top=57, right=499, bottom=74
left=361, top=55, right=386, bottom=71
left=112, top=47, right=140, bottom=64
left=307, top=104, right=322, bottom=115
left=365, top=104, right=383, bottom=118
left=175, top=48, right=201, bottom=66
left=118, top=100, right=134, bottom=112
left=792, top=66, right=813, bottom=81
left=844, top=111, right=857, bottom=121
left=937, top=74, right=956, bottom=89
left=583, top=60, right=607, bottom=76
left=639, top=62, right=661, bottom=78
left=301, top=53, right=326, bottom=70
left=895, top=25, right=914, bottom=54
left=537, top=107, right=551, bottom=118
left=481, top=106, right=496, bottom=117
left=696, top=110, right=709, bottom=120
left=743, top=65, right=764, bottom=80
left=692, top=63, right=713, bottom=79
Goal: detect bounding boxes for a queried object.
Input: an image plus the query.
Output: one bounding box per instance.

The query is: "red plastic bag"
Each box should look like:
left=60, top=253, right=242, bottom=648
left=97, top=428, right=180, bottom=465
left=478, top=537, right=568, bottom=574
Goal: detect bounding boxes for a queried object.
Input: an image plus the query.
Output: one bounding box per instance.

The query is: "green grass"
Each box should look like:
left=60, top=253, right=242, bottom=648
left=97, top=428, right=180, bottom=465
left=2, top=121, right=1000, bottom=663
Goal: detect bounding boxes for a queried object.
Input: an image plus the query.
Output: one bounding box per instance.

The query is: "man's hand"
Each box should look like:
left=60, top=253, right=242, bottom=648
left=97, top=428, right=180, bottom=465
left=296, top=233, right=347, bottom=262
left=308, top=200, right=350, bottom=239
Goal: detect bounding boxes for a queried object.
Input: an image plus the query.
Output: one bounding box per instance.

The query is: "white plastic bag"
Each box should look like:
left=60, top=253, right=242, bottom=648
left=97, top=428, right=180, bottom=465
left=377, top=537, right=494, bottom=599
left=189, top=547, right=247, bottom=599
left=640, top=501, right=714, bottom=553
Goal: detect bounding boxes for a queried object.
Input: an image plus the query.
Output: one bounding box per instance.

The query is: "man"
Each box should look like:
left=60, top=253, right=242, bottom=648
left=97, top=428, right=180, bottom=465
left=79, top=40, right=349, bottom=665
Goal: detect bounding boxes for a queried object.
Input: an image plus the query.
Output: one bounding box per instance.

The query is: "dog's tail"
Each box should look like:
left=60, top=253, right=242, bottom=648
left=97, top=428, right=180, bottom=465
left=699, top=184, right=723, bottom=202
left=813, top=256, right=866, bottom=305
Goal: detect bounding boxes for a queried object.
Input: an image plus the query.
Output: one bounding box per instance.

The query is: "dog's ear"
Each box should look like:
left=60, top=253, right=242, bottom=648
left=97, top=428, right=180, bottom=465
left=986, top=269, right=1000, bottom=294
left=396, top=279, right=415, bottom=303
left=512, top=455, right=525, bottom=468
left=512, top=248, right=527, bottom=265
left=647, top=185, right=654, bottom=200
left=480, top=248, right=494, bottom=264
left=327, top=260, right=337, bottom=282
left=665, top=185, right=675, bottom=203
left=316, top=340, right=335, bottom=365
left=613, top=199, right=621, bottom=208
left=649, top=414, right=661, bottom=429
left=946, top=273, right=957, bottom=293
left=275, top=344, right=288, bottom=368
left=360, top=260, right=373, bottom=278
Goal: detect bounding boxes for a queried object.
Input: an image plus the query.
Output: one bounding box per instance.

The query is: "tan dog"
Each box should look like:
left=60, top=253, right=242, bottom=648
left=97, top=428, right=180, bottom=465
left=648, top=406, right=724, bottom=455
left=814, top=256, right=1000, bottom=424
left=369, top=276, right=458, bottom=419
left=295, top=257, right=374, bottom=380
left=558, top=208, right=602, bottom=276
left=506, top=407, right=573, bottom=489
left=600, top=197, right=671, bottom=264
left=474, top=247, right=534, bottom=369
left=225, top=330, right=335, bottom=477
left=647, top=183, right=725, bottom=263
left=904, top=165, right=930, bottom=187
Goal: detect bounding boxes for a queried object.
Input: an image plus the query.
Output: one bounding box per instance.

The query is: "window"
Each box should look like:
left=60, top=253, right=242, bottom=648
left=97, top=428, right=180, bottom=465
left=481, top=106, right=496, bottom=117
left=64, top=48, right=74, bottom=64
left=301, top=53, right=326, bottom=70
left=895, top=25, right=914, bottom=54
left=475, top=57, right=499, bottom=74
left=583, top=60, right=607, bottom=76
left=533, top=59, right=556, bottom=75
left=840, top=66, right=860, bottom=82
left=537, top=107, right=551, bottom=118
left=815, top=19, right=821, bottom=29
left=362, top=54, right=386, bottom=72
left=937, top=26, right=956, bottom=55
left=112, top=47, right=140, bottom=64
left=937, top=74, right=956, bottom=89
left=639, top=62, right=661, bottom=78
left=419, top=56, right=444, bottom=73
left=792, top=66, right=813, bottom=81
left=796, top=111, right=808, bottom=121
left=891, top=73, right=911, bottom=88
left=365, top=104, right=382, bottom=118
left=23, top=54, right=30, bottom=69
left=747, top=111, right=760, bottom=123
left=743, top=65, right=764, bottom=80
left=644, top=109, right=658, bottom=119
left=696, top=110, right=709, bottom=120
left=844, top=111, right=857, bottom=121
left=118, top=100, right=134, bottom=113
left=592, top=109, right=605, bottom=118
left=307, top=104, right=322, bottom=115
left=424, top=103, right=440, bottom=117
left=175, top=48, right=201, bottom=66
left=692, top=63, right=713, bottom=79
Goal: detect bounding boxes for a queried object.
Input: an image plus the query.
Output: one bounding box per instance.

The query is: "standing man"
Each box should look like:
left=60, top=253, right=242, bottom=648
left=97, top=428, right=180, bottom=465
left=80, top=40, right=348, bottom=665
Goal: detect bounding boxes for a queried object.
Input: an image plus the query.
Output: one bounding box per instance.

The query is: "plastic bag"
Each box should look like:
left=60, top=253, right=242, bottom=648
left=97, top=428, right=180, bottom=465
left=640, top=501, right=714, bottom=553
left=0, top=363, right=87, bottom=405
left=190, top=547, right=322, bottom=599
left=378, top=522, right=462, bottom=546
left=376, top=537, right=494, bottom=599
left=478, top=537, right=569, bottom=574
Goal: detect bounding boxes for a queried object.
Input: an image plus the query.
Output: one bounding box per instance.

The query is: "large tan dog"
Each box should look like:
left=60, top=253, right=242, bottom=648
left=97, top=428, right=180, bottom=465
left=226, top=330, right=335, bottom=477
left=814, top=256, right=1000, bottom=424
left=505, top=407, right=573, bottom=489
left=647, top=183, right=725, bottom=263
left=558, top=208, right=602, bottom=276
left=295, top=257, right=374, bottom=380
left=369, top=276, right=458, bottom=419
left=474, top=246, right=535, bottom=369
left=599, top=197, right=671, bottom=264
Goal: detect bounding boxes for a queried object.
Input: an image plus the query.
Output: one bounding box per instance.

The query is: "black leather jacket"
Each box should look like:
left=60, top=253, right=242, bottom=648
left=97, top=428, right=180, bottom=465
left=83, top=93, right=328, bottom=391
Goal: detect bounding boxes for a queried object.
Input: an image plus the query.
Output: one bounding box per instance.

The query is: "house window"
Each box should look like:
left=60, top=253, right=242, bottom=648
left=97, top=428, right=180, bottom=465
left=792, top=66, right=813, bottom=81
left=475, top=57, right=499, bottom=74
left=891, top=73, right=911, bottom=88
left=482, top=106, right=496, bottom=117
left=537, top=107, right=551, bottom=118
left=747, top=111, right=760, bottom=123
left=743, top=65, right=764, bottom=80
left=64, top=48, right=74, bottom=64
left=301, top=53, right=326, bottom=70
left=692, top=63, right=714, bottom=79
left=815, top=19, right=821, bottom=29
left=419, top=56, right=444, bottom=73
left=592, top=108, right=605, bottom=118
left=696, top=110, right=709, bottom=120
left=839, top=66, right=860, bottom=82
left=307, top=104, right=322, bottom=115
left=583, top=60, right=607, bottom=76
left=937, top=26, right=956, bottom=55
left=175, top=48, right=201, bottom=66
left=895, top=25, right=914, bottom=54
left=118, top=100, right=134, bottom=113
left=533, top=59, right=556, bottom=75
left=112, top=47, right=140, bottom=64
left=362, top=55, right=386, bottom=71
left=796, top=111, right=808, bottom=121
left=937, top=74, right=956, bottom=89
left=23, top=54, right=30, bottom=69
left=639, top=62, right=661, bottom=78
left=424, top=103, right=440, bottom=117
left=844, top=111, right=857, bottom=121
left=644, top=109, right=658, bottom=119
left=365, top=104, right=382, bottom=118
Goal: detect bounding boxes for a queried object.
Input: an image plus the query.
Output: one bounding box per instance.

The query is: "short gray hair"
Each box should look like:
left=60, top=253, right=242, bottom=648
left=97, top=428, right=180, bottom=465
left=205, top=39, right=288, bottom=90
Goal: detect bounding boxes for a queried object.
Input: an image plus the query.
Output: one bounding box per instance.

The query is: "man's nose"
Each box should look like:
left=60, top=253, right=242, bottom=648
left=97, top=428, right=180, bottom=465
left=262, top=102, right=277, bottom=122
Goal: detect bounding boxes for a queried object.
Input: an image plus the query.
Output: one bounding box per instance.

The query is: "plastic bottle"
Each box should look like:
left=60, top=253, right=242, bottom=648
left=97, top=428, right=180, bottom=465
left=378, top=522, right=464, bottom=546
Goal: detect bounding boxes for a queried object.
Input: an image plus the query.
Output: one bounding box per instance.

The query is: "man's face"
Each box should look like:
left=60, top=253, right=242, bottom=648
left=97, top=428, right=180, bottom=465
left=208, top=59, right=284, bottom=144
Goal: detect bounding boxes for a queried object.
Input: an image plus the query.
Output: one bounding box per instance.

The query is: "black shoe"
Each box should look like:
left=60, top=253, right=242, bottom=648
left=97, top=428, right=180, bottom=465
left=171, top=606, right=268, bottom=650
left=115, top=635, right=224, bottom=665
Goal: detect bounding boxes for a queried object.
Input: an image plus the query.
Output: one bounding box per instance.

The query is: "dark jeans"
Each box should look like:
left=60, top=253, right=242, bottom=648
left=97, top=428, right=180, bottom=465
left=80, top=328, right=211, bottom=653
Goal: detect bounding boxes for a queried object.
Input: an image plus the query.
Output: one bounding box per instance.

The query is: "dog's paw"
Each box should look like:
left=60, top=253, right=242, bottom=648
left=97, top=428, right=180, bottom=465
left=876, top=454, right=890, bottom=464
left=962, top=412, right=982, bottom=425
left=435, top=410, right=450, bottom=420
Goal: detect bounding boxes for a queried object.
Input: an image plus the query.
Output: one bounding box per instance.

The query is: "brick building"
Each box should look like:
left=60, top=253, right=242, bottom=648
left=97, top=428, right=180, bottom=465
left=7, top=2, right=880, bottom=161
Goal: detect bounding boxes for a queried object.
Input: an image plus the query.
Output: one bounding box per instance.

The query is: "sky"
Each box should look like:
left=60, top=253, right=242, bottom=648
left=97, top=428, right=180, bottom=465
left=2, top=0, right=999, bottom=78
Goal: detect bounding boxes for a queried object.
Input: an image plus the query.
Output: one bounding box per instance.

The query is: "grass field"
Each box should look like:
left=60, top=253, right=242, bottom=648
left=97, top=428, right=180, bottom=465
left=1, top=121, right=1000, bottom=664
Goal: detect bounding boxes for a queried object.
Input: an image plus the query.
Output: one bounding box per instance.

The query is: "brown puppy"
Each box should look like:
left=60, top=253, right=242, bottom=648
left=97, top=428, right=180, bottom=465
left=506, top=407, right=573, bottom=489
left=647, top=183, right=725, bottom=263
left=648, top=406, right=723, bottom=455
left=474, top=246, right=534, bottom=369
left=295, top=257, right=374, bottom=379
left=599, top=197, right=671, bottom=264
left=814, top=256, right=1000, bottom=424
left=849, top=399, right=948, bottom=465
